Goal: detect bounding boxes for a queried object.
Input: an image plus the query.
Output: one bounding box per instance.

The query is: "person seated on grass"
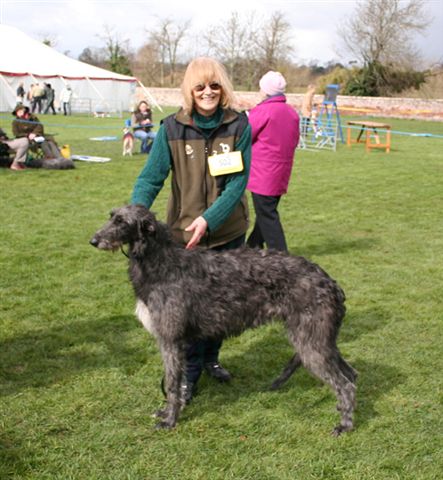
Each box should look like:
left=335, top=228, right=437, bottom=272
left=131, top=100, right=157, bottom=154
left=12, top=103, right=64, bottom=161
left=0, top=126, right=29, bottom=171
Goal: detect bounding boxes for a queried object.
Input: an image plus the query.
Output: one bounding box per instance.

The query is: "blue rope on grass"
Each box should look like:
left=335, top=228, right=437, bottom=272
left=1, top=114, right=441, bottom=138
left=345, top=123, right=443, bottom=139
left=0, top=114, right=158, bottom=131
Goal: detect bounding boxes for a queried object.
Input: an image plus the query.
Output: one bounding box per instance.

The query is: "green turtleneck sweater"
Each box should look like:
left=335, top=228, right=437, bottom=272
left=131, top=108, right=251, bottom=233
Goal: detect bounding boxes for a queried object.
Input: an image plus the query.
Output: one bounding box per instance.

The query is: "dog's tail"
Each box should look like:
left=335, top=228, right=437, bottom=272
left=269, top=353, right=302, bottom=390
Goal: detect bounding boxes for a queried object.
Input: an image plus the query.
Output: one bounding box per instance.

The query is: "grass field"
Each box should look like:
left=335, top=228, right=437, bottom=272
left=1, top=110, right=442, bottom=479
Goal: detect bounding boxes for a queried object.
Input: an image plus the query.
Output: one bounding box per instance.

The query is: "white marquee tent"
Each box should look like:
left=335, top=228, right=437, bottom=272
left=0, top=24, right=158, bottom=114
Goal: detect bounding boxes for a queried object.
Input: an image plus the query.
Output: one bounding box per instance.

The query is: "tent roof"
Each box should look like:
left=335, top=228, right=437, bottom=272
left=0, top=24, right=136, bottom=82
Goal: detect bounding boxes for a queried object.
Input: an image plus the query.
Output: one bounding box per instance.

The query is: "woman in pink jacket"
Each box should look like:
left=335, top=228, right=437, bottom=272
left=246, top=71, right=300, bottom=252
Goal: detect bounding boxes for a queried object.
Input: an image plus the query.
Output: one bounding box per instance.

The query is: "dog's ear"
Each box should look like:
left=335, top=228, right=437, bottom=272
left=137, top=213, right=156, bottom=238
left=132, top=212, right=157, bottom=257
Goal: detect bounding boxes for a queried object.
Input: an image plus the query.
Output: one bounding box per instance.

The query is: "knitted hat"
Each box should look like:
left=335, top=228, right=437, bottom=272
left=259, top=71, right=286, bottom=96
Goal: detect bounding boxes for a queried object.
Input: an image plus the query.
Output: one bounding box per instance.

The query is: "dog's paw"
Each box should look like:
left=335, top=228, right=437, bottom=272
left=152, top=408, right=168, bottom=419
left=331, top=423, right=353, bottom=437
left=154, top=421, right=175, bottom=430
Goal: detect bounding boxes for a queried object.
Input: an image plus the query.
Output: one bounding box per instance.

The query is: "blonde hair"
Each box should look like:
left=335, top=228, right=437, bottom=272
left=181, top=57, right=235, bottom=114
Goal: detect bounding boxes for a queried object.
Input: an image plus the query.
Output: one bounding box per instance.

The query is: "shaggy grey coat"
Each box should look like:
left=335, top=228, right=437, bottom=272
left=90, top=205, right=357, bottom=436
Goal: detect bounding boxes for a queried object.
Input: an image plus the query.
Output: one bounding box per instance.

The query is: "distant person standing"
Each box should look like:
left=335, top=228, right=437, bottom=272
left=27, top=84, right=34, bottom=107
left=43, top=83, right=56, bottom=115
left=16, top=82, right=25, bottom=103
left=31, top=83, right=45, bottom=114
left=301, top=84, right=316, bottom=136
left=246, top=71, right=300, bottom=252
left=60, top=85, right=73, bottom=115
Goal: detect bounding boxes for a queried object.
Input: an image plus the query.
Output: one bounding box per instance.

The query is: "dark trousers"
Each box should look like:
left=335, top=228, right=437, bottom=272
left=247, top=192, right=288, bottom=252
left=32, top=96, right=43, bottom=114
left=186, top=233, right=246, bottom=384
left=44, top=101, right=56, bottom=115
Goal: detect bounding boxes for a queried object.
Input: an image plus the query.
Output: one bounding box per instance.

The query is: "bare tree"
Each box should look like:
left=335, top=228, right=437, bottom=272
left=99, top=25, right=133, bottom=75
left=337, top=0, right=430, bottom=67
left=78, top=47, right=106, bottom=68
left=204, top=11, right=257, bottom=84
left=133, top=42, right=162, bottom=86
left=255, top=11, right=293, bottom=71
left=39, top=33, right=58, bottom=48
left=149, top=18, right=190, bottom=86
left=203, top=11, right=293, bottom=89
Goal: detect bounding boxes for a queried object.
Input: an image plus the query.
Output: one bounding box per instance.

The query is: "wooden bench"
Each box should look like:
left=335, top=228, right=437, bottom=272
left=346, top=120, right=391, bottom=153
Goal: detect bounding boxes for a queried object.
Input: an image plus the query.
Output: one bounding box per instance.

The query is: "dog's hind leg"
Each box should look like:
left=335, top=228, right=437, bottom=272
left=154, top=342, right=186, bottom=429
left=330, top=355, right=356, bottom=437
left=297, top=345, right=356, bottom=436
left=269, top=353, right=302, bottom=390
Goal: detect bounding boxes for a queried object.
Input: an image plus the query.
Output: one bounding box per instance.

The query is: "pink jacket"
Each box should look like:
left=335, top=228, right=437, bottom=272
left=247, top=95, right=300, bottom=196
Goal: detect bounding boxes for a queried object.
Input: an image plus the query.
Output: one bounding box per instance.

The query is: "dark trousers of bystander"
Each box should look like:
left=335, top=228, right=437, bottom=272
left=247, top=192, right=288, bottom=252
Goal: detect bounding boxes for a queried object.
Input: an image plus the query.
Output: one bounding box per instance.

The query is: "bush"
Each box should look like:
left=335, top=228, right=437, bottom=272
left=317, top=62, right=427, bottom=97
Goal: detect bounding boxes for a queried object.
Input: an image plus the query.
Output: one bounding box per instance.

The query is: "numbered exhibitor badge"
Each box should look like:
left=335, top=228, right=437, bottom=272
left=207, top=151, right=244, bottom=176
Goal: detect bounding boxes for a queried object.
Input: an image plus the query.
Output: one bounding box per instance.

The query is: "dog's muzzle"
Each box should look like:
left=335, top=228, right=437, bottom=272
left=89, top=236, right=120, bottom=250
left=89, top=237, right=100, bottom=248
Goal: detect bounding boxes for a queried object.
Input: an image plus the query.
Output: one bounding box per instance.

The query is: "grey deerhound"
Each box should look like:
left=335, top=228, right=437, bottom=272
left=90, top=205, right=357, bottom=436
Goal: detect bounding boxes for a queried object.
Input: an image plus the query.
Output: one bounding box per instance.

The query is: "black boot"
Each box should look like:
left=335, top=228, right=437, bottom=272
left=204, top=362, right=232, bottom=382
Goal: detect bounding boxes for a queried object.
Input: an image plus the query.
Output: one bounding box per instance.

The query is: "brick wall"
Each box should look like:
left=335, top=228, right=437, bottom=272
left=142, top=87, right=443, bottom=121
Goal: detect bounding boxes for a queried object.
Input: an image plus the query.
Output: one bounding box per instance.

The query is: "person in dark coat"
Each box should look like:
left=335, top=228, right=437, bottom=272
left=16, top=82, right=25, bottom=103
left=43, top=83, right=56, bottom=115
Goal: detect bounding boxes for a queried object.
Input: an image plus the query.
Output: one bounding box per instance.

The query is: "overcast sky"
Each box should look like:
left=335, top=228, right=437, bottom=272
left=1, top=0, right=442, bottom=66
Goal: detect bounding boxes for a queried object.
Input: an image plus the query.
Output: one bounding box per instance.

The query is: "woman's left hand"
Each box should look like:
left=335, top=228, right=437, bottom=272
left=185, top=216, right=208, bottom=250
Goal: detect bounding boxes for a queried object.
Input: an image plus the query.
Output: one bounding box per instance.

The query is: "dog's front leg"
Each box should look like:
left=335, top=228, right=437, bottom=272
left=155, top=342, right=186, bottom=429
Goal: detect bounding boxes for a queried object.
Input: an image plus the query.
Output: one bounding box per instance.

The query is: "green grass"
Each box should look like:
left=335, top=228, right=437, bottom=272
left=1, top=110, right=442, bottom=480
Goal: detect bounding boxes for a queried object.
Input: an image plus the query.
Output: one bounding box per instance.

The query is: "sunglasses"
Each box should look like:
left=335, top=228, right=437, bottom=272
left=193, top=82, right=222, bottom=92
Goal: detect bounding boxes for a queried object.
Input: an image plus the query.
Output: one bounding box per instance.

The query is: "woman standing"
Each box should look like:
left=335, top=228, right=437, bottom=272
left=131, top=57, right=251, bottom=402
left=246, top=71, right=300, bottom=252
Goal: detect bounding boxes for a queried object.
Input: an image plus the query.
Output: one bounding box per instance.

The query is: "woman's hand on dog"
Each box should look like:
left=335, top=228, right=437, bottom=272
left=185, top=216, right=208, bottom=250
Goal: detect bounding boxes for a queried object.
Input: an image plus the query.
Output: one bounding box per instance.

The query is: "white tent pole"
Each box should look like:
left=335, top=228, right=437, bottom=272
left=86, top=76, right=105, bottom=101
left=0, top=72, right=17, bottom=111
left=0, top=72, right=16, bottom=98
left=85, top=76, right=112, bottom=112
left=137, top=79, right=163, bottom=112
left=29, top=73, right=39, bottom=84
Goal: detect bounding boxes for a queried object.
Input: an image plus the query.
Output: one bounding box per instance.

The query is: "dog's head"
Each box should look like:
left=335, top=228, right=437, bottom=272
left=90, top=204, right=159, bottom=252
